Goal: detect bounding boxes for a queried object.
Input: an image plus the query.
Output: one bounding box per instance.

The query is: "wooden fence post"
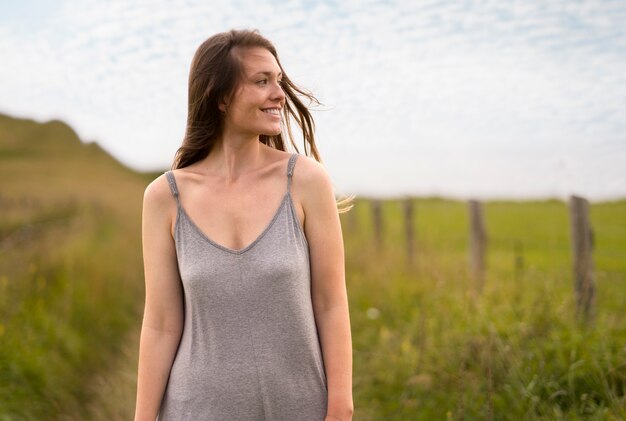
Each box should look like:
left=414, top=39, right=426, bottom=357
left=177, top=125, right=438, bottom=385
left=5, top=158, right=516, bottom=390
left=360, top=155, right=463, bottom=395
left=403, top=197, right=415, bottom=266
left=568, top=195, right=595, bottom=323
left=371, top=199, right=383, bottom=249
left=468, top=199, right=487, bottom=290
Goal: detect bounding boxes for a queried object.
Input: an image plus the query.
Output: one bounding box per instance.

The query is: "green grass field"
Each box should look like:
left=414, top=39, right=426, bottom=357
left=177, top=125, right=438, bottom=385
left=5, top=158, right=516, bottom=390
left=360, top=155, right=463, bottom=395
left=0, top=113, right=148, bottom=419
left=1, top=113, right=624, bottom=420
left=344, top=198, right=625, bottom=420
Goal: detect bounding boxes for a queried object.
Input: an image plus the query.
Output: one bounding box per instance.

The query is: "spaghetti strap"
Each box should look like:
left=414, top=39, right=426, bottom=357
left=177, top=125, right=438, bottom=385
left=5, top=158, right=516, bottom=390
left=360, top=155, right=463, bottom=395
left=287, top=153, right=298, bottom=193
left=165, top=170, right=181, bottom=207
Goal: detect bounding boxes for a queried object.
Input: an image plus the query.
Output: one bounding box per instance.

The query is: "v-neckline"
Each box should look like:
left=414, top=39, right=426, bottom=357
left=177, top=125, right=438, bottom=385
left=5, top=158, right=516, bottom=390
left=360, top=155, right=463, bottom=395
left=176, top=192, right=291, bottom=255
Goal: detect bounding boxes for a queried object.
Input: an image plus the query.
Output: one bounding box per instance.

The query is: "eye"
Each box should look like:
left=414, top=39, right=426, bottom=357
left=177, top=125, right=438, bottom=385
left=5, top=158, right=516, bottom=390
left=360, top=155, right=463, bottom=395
left=256, top=79, right=268, bottom=86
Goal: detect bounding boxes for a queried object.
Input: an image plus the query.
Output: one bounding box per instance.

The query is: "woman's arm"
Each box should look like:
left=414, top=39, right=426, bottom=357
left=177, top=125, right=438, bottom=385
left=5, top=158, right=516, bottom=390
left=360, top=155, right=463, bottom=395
left=134, top=176, right=185, bottom=421
left=298, top=157, right=354, bottom=421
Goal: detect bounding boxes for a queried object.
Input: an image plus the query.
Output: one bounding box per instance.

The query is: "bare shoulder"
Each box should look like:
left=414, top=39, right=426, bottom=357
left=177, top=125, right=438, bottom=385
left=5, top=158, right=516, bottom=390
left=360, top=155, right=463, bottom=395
left=293, top=154, right=333, bottom=192
left=292, top=155, right=335, bottom=213
left=143, top=172, right=176, bottom=216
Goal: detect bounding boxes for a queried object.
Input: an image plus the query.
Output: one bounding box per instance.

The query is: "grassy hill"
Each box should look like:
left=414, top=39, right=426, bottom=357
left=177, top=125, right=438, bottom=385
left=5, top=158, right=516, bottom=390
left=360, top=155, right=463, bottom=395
left=0, top=112, right=161, bottom=419
left=1, top=112, right=624, bottom=419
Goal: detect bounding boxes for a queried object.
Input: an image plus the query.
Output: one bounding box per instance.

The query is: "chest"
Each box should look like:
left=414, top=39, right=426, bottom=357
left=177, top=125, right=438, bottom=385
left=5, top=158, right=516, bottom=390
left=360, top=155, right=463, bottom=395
left=172, top=189, right=305, bottom=252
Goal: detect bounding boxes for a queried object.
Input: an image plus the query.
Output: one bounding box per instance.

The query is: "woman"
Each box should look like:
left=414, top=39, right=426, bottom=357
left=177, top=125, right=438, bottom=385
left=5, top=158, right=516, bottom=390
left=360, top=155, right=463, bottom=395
left=134, top=29, right=353, bottom=421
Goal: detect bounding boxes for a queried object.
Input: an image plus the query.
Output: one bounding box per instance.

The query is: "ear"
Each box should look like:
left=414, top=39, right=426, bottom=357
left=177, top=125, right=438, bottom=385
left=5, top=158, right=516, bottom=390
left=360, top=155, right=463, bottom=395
left=218, top=102, right=227, bottom=113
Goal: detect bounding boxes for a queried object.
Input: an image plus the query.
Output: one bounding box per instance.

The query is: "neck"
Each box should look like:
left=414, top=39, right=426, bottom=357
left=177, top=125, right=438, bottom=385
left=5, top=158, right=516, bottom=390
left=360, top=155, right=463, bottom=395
left=204, top=132, right=267, bottom=184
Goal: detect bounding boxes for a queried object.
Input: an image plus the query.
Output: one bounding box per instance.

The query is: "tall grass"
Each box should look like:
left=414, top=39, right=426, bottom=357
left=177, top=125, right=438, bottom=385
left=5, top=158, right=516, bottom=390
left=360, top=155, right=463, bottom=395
left=0, top=201, right=145, bottom=419
left=2, top=114, right=625, bottom=419
left=345, top=198, right=626, bottom=420
left=1, top=113, right=147, bottom=419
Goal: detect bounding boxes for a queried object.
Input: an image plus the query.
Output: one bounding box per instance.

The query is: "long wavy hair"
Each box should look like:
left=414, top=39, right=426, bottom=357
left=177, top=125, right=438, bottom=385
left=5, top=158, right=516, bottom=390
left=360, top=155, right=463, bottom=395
left=172, top=29, right=353, bottom=212
left=172, top=29, right=321, bottom=169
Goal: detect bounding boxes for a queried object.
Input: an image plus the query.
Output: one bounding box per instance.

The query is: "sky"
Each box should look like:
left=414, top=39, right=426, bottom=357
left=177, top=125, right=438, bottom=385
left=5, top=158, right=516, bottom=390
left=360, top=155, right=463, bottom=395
left=1, top=0, right=625, bottom=201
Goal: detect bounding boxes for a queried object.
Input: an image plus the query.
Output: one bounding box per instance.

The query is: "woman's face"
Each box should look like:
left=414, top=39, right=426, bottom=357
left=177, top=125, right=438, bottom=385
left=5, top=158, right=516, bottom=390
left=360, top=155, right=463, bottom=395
left=221, top=47, right=286, bottom=138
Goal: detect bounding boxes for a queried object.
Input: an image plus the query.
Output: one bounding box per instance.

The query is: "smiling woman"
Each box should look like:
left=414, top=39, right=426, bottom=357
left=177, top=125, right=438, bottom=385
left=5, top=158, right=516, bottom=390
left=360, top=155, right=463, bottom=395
left=218, top=49, right=286, bottom=141
left=173, top=29, right=323, bottom=168
left=134, top=29, right=354, bottom=421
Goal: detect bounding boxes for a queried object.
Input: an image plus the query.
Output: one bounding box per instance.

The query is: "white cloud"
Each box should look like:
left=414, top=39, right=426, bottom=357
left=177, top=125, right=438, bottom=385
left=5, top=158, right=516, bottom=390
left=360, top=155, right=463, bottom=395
left=0, top=0, right=625, bottom=200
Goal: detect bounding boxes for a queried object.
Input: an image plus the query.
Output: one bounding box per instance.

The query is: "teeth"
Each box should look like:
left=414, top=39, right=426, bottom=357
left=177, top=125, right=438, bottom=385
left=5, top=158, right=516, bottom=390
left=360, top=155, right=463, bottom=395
left=263, top=108, right=280, bottom=115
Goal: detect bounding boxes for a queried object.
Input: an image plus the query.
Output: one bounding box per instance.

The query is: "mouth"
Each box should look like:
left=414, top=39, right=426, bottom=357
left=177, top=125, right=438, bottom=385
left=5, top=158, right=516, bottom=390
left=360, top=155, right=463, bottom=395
left=261, top=108, right=281, bottom=116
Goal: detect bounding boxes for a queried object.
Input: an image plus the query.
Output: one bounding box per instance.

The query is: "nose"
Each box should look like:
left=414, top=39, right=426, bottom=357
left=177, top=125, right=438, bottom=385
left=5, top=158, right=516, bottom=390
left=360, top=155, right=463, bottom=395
left=271, top=80, right=286, bottom=102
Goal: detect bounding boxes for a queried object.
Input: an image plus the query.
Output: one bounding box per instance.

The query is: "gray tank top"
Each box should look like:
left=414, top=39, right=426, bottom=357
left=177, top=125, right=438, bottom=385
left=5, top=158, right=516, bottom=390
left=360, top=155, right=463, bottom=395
left=158, top=153, right=328, bottom=420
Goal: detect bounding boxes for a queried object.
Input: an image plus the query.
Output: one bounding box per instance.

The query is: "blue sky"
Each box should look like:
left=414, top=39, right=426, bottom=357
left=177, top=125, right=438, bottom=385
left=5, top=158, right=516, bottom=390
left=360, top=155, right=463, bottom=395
left=1, top=0, right=625, bottom=201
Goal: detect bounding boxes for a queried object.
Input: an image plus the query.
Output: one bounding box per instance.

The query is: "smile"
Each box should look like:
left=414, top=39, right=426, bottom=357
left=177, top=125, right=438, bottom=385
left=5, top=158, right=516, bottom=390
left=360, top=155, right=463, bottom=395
left=262, top=108, right=281, bottom=115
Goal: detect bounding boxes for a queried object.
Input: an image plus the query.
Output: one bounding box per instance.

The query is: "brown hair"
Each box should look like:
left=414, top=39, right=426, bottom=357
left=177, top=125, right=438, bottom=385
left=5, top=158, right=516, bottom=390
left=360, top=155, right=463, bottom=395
left=173, top=28, right=319, bottom=167
left=172, top=28, right=353, bottom=213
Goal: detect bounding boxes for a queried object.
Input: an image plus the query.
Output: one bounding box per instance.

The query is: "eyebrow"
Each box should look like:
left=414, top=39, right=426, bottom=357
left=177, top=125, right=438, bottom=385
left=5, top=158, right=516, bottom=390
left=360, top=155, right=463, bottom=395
left=251, top=71, right=283, bottom=77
